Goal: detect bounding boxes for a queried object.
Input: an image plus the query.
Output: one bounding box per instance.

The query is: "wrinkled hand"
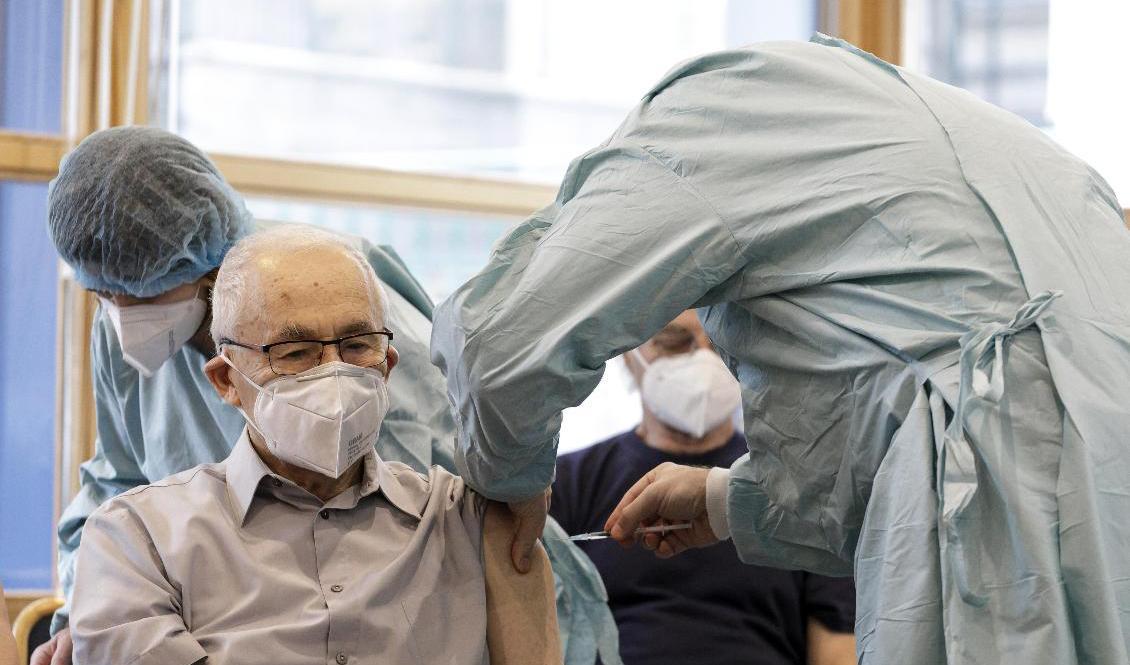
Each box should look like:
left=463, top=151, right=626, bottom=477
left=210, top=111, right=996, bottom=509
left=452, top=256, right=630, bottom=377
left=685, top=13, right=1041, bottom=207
left=506, top=488, right=551, bottom=574
left=604, top=462, right=719, bottom=558
left=30, top=626, right=72, bottom=665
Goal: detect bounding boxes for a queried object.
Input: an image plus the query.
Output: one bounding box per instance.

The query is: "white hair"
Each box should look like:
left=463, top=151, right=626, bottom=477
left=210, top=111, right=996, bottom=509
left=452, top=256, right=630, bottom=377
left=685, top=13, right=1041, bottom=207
left=210, top=224, right=388, bottom=345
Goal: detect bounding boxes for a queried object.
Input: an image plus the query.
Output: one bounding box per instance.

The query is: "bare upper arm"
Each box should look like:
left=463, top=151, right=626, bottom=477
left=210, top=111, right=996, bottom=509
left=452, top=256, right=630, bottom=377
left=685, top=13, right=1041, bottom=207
left=807, top=618, right=856, bottom=665
left=481, top=501, right=561, bottom=665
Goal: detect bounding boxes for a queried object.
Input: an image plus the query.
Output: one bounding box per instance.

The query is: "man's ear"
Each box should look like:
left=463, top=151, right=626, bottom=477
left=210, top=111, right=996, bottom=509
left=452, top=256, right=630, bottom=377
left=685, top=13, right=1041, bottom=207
left=204, top=355, right=243, bottom=408
left=383, top=345, right=399, bottom=379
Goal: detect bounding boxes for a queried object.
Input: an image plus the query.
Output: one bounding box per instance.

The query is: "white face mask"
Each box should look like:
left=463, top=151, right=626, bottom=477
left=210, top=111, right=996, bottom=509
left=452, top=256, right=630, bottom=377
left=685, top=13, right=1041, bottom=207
left=633, top=348, right=742, bottom=438
left=225, top=358, right=389, bottom=478
left=101, top=293, right=207, bottom=377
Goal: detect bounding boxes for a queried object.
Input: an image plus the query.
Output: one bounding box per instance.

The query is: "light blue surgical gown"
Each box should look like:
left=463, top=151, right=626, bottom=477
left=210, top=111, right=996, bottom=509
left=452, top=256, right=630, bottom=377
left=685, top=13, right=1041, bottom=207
left=431, top=36, right=1130, bottom=664
left=56, top=228, right=620, bottom=665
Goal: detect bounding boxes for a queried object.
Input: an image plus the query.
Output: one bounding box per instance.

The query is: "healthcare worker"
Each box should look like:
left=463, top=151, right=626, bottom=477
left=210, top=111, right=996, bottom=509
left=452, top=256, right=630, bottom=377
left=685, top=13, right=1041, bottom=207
left=432, top=36, right=1130, bottom=665
left=37, top=127, right=619, bottom=665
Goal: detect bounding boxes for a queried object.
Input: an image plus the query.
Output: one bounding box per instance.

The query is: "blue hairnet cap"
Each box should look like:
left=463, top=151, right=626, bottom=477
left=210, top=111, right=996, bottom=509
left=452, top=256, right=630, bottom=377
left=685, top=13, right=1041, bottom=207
left=48, top=126, right=254, bottom=298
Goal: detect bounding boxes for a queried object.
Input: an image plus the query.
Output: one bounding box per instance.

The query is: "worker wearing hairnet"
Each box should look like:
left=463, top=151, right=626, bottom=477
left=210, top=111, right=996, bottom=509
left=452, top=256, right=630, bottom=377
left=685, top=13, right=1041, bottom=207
left=39, top=127, right=620, bottom=665
left=432, top=35, right=1130, bottom=664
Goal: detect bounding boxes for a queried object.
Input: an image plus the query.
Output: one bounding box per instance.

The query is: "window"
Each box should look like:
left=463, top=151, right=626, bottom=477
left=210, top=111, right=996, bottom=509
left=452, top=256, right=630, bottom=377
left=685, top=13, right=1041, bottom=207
left=0, top=0, right=63, bottom=592
left=0, top=0, right=941, bottom=604
left=1, top=0, right=64, bottom=132
left=153, top=0, right=820, bottom=184
left=0, top=182, right=58, bottom=590
left=903, top=0, right=1130, bottom=203
left=151, top=0, right=819, bottom=453
left=245, top=198, right=518, bottom=303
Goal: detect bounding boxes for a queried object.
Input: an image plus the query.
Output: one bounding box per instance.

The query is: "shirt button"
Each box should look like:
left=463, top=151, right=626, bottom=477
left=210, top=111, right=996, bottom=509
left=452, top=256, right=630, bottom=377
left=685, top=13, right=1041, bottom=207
left=330, top=584, right=343, bottom=593
left=320, top=509, right=330, bottom=519
left=336, top=652, right=348, bottom=664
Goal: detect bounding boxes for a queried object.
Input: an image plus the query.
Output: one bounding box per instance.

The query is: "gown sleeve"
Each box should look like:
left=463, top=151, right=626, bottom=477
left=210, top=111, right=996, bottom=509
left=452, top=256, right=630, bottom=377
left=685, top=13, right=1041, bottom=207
left=431, top=140, right=746, bottom=501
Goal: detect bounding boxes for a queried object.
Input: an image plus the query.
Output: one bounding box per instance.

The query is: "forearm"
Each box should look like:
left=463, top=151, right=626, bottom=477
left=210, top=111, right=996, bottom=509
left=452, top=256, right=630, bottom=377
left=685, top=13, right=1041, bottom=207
left=482, top=502, right=561, bottom=665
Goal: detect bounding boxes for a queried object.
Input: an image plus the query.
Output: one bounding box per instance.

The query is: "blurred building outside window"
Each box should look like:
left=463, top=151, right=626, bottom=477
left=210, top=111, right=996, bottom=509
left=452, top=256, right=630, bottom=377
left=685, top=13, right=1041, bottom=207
left=903, top=0, right=1129, bottom=203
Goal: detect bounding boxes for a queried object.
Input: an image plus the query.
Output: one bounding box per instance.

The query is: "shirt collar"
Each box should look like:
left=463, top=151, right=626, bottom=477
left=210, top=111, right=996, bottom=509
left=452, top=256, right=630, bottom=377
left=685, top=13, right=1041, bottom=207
left=375, top=460, right=425, bottom=521
left=224, top=429, right=424, bottom=524
left=224, top=429, right=275, bottom=524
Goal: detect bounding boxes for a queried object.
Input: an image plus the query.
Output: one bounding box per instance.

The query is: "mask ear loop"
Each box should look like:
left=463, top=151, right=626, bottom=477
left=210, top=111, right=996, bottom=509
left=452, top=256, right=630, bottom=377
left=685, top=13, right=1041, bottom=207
left=219, top=350, right=265, bottom=390
left=179, top=283, right=210, bottom=307
left=628, top=349, right=654, bottom=394
left=97, top=296, right=123, bottom=333
left=219, top=350, right=270, bottom=439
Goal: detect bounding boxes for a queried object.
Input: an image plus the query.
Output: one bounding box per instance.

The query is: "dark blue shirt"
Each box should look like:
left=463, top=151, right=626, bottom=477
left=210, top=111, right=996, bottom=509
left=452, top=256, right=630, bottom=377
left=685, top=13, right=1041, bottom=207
left=552, top=429, right=856, bottom=665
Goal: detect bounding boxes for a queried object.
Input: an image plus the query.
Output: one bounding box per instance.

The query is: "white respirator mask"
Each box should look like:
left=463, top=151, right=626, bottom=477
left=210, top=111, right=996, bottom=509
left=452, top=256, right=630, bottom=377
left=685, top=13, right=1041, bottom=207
left=101, top=292, right=207, bottom=378
left=224, top=357, right=389, bottom=478
left=633, top=348, right=742, bottom=438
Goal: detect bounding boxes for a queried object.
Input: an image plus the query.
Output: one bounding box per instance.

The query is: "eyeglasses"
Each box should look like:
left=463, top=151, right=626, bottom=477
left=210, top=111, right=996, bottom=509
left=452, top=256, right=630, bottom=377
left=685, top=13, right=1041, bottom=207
left=221, top=330, right=394, bottom=376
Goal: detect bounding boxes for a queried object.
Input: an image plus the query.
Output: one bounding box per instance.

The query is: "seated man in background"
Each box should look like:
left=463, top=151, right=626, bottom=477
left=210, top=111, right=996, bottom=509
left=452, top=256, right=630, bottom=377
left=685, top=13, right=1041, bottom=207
left=552, top=311, right=856, bottom=665
left=71, top=227, right=560, bottom=665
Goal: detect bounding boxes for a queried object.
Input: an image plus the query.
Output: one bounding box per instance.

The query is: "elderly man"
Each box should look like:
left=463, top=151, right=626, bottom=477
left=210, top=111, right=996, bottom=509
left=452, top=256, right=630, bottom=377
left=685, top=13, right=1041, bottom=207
left=70, top=226, right=561, bottom=665
left=39, top=127, right=454, bottom=660
left=553, top=311, right=856, bottom=665
left=41, top=127, right=618, bottom=665
left=432, top=36, right=1130, bottom=663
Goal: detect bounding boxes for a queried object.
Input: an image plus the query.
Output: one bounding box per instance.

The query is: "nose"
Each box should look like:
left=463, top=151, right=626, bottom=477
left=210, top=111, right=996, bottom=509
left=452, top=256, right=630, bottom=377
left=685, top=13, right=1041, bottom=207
left=321, top=343, right=344, bottom=365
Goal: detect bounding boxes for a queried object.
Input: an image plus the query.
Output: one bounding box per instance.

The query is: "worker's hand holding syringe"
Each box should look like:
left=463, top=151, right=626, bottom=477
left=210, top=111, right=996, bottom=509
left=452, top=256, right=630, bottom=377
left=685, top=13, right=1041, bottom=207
left=505, top=462, right=721, bottom=571
left=602, top=462, right=721, bottom=558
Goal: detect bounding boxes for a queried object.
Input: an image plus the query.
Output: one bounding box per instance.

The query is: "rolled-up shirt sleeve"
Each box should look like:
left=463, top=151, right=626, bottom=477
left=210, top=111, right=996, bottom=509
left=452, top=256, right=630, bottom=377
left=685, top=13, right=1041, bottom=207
left=71, top=502, right=205, bottom=665
left=431, top=141, right=746, bottom=501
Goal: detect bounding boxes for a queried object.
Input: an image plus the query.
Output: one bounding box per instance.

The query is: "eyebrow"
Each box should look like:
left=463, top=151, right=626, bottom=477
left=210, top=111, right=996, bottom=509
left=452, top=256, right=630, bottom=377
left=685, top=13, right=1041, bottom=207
left=273, top=323, right=320, bottom=343
left=651, top=325, right=695, bottom=348
left=337, top=320, right=378, bottom=336
left=268, top=319, right=379, bottom=344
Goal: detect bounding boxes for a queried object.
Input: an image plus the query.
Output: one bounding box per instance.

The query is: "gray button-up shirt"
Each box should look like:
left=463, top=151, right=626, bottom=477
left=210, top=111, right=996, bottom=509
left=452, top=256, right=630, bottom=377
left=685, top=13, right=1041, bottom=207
left=72, top=431, right=488, bottom=665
